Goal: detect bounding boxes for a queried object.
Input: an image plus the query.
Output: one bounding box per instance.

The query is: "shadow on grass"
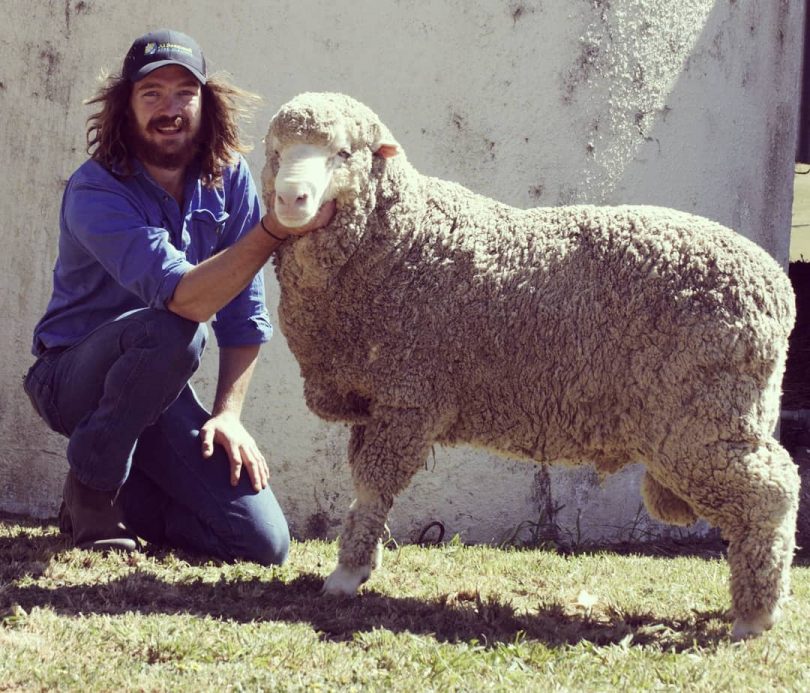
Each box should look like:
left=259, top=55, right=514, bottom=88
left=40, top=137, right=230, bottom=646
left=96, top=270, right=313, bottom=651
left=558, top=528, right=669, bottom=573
left=553, top=536, right=728, bottom=561
left=0, top=520, right=68, bottom=583
left=1, top=565, right=730, bottom=651
left=0, top=516, right=738, bottom=650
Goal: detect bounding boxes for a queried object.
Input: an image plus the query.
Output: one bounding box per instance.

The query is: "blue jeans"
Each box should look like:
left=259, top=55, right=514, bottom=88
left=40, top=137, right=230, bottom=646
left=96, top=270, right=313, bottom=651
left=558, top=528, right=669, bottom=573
left=23, top=308, right=290, bottom=565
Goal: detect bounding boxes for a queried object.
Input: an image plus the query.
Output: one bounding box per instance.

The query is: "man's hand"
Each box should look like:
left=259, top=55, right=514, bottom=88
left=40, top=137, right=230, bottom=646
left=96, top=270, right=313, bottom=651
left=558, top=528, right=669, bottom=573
left=200, top=411, right=269, bottom=492
left=262, top=199, right=336, bottom=239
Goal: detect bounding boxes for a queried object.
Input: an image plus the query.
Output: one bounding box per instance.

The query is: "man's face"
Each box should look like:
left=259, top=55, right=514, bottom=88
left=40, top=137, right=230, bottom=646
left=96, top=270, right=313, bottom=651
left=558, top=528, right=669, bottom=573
left=128, top=64, right=203, bottom=170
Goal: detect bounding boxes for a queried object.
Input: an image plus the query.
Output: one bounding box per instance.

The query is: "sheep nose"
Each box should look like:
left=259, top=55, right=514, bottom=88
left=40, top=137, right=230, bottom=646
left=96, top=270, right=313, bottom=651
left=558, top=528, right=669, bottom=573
left=275, top=180, right=317, bottom=211
left=277, top=191, right=309, bottom=207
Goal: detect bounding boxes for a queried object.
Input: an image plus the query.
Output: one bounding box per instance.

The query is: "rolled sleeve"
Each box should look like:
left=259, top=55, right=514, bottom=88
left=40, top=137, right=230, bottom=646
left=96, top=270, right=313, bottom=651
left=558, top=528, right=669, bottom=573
left=212, top=274, right=274, bottom=346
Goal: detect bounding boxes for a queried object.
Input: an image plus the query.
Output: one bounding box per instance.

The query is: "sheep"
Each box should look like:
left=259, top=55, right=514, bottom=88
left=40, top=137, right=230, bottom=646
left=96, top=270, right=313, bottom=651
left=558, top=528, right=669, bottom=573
left=261, top=92, right=799, bottom=640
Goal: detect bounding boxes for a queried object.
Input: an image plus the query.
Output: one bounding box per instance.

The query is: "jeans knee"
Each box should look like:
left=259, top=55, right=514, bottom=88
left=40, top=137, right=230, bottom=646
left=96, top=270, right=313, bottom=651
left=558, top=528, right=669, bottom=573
left=122, top=310, right=207, bottom=374
left=240, top=519, right=291, bottom=566
left=255, top=523, right=291, bottom=566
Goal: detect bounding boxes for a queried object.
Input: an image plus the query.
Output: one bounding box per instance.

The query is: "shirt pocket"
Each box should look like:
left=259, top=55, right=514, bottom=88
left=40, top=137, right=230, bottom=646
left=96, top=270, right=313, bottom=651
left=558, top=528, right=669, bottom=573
left=183, top=209, right=230, bottom=260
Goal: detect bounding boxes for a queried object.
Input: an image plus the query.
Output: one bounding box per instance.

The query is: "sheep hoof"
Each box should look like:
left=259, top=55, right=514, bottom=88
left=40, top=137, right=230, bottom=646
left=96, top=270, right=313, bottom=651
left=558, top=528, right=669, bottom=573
left=731, top=608, right=779, bottom=640
left=321, top=563, right=371, bottom=596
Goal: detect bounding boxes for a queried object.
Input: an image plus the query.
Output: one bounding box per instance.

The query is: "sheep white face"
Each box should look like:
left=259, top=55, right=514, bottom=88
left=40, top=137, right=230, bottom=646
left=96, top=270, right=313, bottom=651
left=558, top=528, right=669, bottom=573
left=273, top=140, right=351, bottom=228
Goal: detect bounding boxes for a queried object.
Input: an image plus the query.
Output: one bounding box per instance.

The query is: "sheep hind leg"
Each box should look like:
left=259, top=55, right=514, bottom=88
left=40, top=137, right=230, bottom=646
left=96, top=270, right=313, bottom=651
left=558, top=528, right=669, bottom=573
left=323, top=411, right=434, bottom=597
left=725, top=441, right=798, bottom=640
left=659, top=438, right=799, bottom=639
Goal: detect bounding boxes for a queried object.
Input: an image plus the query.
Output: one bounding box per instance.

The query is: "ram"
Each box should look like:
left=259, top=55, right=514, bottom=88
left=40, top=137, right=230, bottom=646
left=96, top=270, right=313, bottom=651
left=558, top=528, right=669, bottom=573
left=263, top=92, right=798, bottom=639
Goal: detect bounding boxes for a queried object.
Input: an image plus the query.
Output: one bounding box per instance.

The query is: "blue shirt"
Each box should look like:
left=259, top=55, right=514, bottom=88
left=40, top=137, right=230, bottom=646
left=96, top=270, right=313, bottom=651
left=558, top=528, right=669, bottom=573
left=32, top=155, right=273, bottom=355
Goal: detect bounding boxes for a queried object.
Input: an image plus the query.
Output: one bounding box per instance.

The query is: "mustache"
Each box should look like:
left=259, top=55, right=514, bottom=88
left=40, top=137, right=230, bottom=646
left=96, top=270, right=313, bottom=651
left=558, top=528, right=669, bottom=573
left=147, top=115, right=187, bottom=131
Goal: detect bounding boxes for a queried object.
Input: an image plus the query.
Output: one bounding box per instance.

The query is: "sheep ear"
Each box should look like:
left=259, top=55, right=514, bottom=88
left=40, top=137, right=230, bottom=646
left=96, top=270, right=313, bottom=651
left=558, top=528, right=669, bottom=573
left=375, top=143, right=400, bottom=159
left=373, top=123, right=400, bottom=158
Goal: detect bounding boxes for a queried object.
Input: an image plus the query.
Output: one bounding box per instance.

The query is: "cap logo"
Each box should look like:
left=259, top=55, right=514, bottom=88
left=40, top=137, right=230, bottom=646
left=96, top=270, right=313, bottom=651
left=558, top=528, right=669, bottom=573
left=143, top=42, right=194, bottom=57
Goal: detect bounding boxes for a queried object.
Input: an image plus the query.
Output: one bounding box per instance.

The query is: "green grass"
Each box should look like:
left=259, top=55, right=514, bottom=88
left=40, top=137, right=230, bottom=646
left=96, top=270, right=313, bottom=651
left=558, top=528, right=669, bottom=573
left=1, top=516, right=809, bottom=691
left=792, top=169, right=810, bottom=261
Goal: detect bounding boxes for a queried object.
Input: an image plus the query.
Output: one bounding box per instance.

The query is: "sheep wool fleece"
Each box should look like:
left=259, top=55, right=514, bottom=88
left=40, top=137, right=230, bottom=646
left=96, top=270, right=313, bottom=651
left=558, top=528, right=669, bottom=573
left=264, top=92, right=799, bottom=638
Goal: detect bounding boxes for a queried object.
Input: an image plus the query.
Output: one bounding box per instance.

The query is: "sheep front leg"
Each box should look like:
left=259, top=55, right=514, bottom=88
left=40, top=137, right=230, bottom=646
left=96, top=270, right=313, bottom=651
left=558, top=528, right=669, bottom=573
left=323, top=411, right=434, bottom=596
left=321, top=487, right=390, bottom=595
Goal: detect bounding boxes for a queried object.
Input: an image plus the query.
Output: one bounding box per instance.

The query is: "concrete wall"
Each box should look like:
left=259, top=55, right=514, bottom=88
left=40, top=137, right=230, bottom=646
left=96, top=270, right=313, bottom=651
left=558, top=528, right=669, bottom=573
left=1, top=0, right=804, bottom=546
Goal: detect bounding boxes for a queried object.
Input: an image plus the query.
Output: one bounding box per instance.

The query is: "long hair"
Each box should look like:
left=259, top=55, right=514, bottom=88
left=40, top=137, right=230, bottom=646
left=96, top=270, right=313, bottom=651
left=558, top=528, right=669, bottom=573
left=85, top=71, right=261, bottom=188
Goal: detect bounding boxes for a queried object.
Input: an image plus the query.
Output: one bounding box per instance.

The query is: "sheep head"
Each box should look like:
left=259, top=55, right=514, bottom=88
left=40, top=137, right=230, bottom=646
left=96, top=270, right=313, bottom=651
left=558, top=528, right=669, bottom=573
left=263, top=92, right=400, bottom=229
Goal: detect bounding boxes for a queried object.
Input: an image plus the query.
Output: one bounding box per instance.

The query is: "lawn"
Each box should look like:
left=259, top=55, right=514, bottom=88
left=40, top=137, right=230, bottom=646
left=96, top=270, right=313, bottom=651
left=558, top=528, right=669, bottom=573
left=1, top=515, right=808, bottom=691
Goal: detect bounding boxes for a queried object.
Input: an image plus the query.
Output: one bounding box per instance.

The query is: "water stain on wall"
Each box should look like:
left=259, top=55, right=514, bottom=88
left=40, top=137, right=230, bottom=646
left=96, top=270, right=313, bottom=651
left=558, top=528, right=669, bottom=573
left=64, top=0, right=92, bottom=35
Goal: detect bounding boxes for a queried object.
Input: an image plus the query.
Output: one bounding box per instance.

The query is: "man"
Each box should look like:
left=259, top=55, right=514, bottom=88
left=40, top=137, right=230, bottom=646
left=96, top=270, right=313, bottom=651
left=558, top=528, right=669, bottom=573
left=23, top=29, right=332, bottom=562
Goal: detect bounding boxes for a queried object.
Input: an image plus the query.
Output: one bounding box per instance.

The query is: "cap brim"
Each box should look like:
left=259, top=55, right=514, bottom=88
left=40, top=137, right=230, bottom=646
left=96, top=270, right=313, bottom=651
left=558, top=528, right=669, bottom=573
left=130, top=59, right=206, bottom=84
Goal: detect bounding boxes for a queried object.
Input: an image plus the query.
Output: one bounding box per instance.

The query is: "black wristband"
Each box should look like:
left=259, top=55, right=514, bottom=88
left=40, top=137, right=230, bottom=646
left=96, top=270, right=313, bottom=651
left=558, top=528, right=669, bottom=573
left=260, top=215, right=289, bottom=242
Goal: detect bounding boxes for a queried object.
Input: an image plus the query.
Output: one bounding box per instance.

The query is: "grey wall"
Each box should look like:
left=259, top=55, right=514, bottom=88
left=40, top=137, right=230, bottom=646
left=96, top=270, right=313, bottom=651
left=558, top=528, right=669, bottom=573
left=1, top=0, right=804, bottom=546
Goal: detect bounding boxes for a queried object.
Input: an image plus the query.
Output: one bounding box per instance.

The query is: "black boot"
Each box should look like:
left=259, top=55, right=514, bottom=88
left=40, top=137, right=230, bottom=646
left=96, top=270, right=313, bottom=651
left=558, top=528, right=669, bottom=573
left=57, top=499, right=71, bottom=534
left=60, top=470, right=139, bottom=552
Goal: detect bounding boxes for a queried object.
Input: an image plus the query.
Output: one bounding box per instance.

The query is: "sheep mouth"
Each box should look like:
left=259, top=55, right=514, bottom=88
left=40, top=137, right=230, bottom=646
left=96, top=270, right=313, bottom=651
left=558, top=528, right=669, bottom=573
left=276, top=200, right=336, bottom=231
left=277, top=211, right=316, bottom=228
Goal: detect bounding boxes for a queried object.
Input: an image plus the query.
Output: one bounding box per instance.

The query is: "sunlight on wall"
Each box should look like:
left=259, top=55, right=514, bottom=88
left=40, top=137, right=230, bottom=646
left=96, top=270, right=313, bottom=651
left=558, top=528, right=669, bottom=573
left=566, top=0, right=716, bottom=202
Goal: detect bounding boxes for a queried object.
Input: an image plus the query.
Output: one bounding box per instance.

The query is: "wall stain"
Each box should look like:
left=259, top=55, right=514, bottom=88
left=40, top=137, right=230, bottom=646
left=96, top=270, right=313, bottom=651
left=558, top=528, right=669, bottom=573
left=23, top=39, right=71, bottom=107
left=562, top=32, right=603, bottom=105
left=39, top=45, right=62, bottom=103
left=485, top=138, right=496, bottom=161
left=531, top=464, right=559, bottom=545
left=304, top=510, right=333, bottom=540
left=776, top=0, right=790, bottom=51
left=508, top=0, right=541, bottom=26
left=64, top=0, right=92, bottom=36
left=761, top=101, right=794, bottom=257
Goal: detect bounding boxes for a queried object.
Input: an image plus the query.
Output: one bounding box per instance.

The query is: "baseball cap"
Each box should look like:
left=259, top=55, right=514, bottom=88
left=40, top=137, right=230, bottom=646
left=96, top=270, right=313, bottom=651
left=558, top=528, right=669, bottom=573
left=123, top=29, right=207, bottom=84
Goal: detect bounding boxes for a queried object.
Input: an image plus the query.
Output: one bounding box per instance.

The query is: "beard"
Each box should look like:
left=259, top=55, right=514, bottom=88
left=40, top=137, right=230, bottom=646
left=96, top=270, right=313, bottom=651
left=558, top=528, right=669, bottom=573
left=126, top=114, right=202, bottom=171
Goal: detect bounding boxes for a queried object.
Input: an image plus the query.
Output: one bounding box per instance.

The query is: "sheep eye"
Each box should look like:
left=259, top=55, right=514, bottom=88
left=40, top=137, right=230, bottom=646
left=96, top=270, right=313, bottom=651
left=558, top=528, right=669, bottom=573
left=338, top=149, right=352, bottom=160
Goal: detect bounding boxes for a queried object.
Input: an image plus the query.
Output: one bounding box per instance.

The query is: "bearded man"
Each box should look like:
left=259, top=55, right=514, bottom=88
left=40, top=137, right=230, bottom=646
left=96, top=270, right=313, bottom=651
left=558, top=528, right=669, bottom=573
left=23, top=29, right=332, bottom=560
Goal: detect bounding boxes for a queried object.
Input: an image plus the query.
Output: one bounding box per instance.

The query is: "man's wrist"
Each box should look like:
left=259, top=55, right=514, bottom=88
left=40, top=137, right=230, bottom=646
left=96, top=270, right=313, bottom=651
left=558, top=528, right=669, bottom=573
left=260, top=214, right=290, bottom=242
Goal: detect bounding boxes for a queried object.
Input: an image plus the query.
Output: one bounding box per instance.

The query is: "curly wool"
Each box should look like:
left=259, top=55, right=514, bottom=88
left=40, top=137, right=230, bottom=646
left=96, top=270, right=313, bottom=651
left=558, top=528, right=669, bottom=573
left=264, top=92, right=799, bottom=637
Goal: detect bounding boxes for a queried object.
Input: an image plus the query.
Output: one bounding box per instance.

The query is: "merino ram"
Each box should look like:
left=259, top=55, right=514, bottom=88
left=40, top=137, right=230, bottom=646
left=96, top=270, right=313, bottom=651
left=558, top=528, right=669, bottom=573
left=262, top=92, right=798, bottom=639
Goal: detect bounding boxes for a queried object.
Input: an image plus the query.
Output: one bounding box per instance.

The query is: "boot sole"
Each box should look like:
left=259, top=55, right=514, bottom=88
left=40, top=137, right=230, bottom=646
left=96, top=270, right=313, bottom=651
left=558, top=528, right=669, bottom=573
left=75, top=537, right=140, bottom=553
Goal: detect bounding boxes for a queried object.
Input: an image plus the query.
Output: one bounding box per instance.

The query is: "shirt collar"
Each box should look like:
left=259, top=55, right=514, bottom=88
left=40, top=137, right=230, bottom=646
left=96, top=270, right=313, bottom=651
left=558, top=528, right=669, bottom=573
left=123, top=157, right=203, bottom=191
